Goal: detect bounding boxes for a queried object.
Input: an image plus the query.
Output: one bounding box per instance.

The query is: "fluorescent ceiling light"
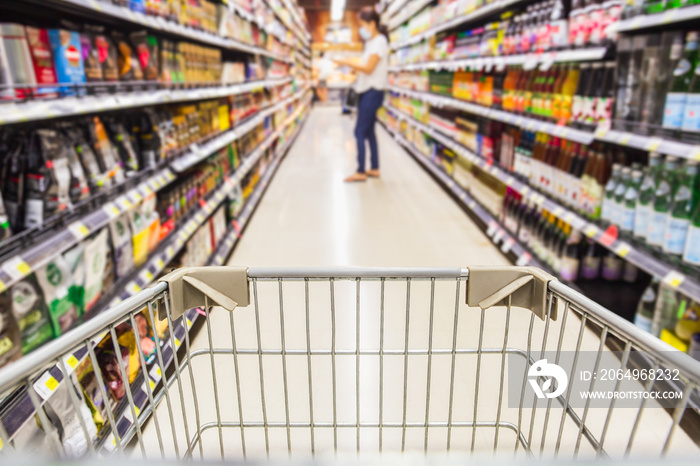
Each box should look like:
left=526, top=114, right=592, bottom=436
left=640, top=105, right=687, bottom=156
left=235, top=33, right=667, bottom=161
left=331, top=0, right=346, bottom=21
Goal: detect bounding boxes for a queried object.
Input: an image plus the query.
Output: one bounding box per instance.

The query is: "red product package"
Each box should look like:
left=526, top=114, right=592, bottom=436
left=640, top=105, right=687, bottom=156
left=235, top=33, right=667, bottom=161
left=24, top=27, right=59, bottom=98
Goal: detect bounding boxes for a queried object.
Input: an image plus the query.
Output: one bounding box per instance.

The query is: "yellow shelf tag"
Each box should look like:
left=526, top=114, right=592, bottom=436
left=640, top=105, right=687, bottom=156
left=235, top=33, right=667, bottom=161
left=663, top=271, right=685, bottom=289
left=68, top=222, right=90, bottom=240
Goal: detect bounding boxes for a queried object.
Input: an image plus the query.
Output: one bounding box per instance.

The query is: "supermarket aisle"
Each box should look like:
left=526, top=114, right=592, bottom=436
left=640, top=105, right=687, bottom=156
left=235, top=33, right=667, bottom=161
left=227, top=106, right=509, bottom=267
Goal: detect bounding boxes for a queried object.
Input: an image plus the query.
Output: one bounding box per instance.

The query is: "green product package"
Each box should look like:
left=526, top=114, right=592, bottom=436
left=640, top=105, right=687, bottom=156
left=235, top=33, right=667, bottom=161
left=0, top=290, right=22, bottom=367
left=63, top=242, right=86, bottom=315
left=11, top=275, right=55, bottom=354
left=35, top=254, right=80, bottom=336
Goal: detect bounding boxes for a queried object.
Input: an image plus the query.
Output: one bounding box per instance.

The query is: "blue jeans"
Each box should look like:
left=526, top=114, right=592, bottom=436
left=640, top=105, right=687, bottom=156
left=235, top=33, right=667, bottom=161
left=354, top=89, right=384, bottom=173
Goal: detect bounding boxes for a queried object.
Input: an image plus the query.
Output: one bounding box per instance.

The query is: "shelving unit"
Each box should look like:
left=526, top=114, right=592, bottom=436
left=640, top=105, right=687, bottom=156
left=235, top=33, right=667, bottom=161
left=0, top=97, right=311, bottom=451
left=0, top=87, right=309, bottom=296
left=384, top=102, right=700, bottom=302
left=613, top=4, right=700, bottom=32
left=388, top=86, right=700, bottom=160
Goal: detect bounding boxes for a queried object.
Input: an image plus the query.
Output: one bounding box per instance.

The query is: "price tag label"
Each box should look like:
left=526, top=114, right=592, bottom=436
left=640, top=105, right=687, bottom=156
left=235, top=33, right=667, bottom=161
left=690, top=146, right=700, bottom=161
left=103, top=203, right=121, bottom=219
left=493, top=228, right=506, bottom=244
left=501, top=237, right=515, bottom=254
left=174, top=337, right=181, bottom=348
left=68, top=222, right=90, bottom=241
left=551, top=207, right=563, bottom=218
left=140, top=270, right=154, bottom=283
left=130, top=190, right=143, bottom=203
left=584, top=225, right=599, bottom=238
left=165, top=172, right=175, bottom=182
left=62, top=354, right=80, bottom=375
left=156, top=258, right=165, bottom=270
left=618, top=133, right=632, bottom=146
left=646, top=137, right=663, bottom=152
left=127, top=282, right=142, bottom=295
left=3, top=256, right=31, bottom=282
left=662, top=270, right=685, bottom=289
left=0, top=279, right=6, bottom=294
left=614, top=242, right=631, bottom=258
left=116, top=196, right=132, bottom=211
left=662, top=8, right=678, bottom=23
left=594, top=125, right=609, bottom=139
left=563, top=212, right=576, bottom=224
left=166, top=246, right=175, bottom=258
left=33, top=372, right=59, bottom=400
left=195, top=213, right=205, bottom=224
left=486, top=221, right=498, bottom=237
left=149, top=365, right=162, bottom=384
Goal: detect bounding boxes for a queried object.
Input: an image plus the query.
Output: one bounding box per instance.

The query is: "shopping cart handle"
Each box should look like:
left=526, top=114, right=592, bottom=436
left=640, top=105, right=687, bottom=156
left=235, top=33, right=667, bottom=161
left=466, top=266, right=557, bottom=320
left=158, top=267, right=251, bottom=320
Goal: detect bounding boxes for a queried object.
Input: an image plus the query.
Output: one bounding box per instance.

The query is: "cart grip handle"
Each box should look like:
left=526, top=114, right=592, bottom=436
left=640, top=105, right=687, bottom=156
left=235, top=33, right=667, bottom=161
left=466, top=266, right=557, bottom=320
left=157, top=267, right=250, bottom=320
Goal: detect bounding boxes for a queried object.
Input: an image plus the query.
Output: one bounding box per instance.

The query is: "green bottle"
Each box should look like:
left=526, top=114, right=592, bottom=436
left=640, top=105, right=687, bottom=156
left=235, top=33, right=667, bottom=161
left=635, top=153, right=662, bottom=239
left=644, top=0, right=667, bottom=15
left=682, top=200, right=700, bottom=265
left=613, top=167, right=632, bottom=228
left=647, top=156, right=680, bottom=248
left=622, top=170, right=643, bottom=234
left=663, top=32, right=700, bottom=129
left=601, top=163, right=622, bottom=223
left=664, top=161, right=698, bottom=255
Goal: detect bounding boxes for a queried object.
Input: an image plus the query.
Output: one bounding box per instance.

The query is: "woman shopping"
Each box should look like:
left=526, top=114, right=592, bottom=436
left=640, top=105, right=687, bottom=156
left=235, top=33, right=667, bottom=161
left=333, top=6, right=389, bottom=182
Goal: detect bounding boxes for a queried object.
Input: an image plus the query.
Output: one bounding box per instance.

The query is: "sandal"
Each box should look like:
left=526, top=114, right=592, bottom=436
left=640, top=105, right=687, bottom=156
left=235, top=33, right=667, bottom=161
left=366, top=169, right=380, bottom=178
left=344, top=172, right=367, bottom=182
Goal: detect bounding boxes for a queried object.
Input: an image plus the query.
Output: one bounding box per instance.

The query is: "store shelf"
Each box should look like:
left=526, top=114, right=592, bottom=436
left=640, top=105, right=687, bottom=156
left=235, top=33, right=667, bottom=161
left=613, top=5, right=700, bottom=32
left=0, top=101, right=311, bottom=449
left=98, top=106, right=310, bottom=453
left=387, top=0, right=432, bottom=31
left=20, top=0, right=291, bottom=62
left=388, top=85, right=700, bottom=160
left=379, top=119, right=544, bottom=272
left=384, top=103, right=700, bottom=303
left=390, top=0, right=525, bottom=48
left=0, top=87, right=310, bottom=295
left=389, top=47, right=608, bottom=71
left=171, top=87, right=309, bottom=172
left=0, top=78, right=292, bottom=126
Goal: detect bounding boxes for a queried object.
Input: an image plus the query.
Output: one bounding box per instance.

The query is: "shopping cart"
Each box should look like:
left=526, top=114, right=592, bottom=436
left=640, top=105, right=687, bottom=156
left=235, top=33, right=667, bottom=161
left=1, top=266, right=699, bottom=461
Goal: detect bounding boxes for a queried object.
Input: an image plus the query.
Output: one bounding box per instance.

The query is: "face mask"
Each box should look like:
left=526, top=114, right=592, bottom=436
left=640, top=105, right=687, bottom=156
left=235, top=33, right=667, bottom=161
left=359, top=27, right=371, bottom=41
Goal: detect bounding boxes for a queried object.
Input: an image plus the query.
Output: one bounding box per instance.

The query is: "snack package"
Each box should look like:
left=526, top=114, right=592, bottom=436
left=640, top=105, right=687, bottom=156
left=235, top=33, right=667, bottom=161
left=112, top=32, right=144, bottom=86
left=65, top=125, right=111, bottom=192
left=135, top=109, right=162, bottom=168
left=159, top=39, right=173, bottom=85
left=0, top=290, right=22, bottom=367
left=227, top=181, right=243, bottom=219
left=0, top=190, right=12, bottom=241
left=106, top=119, right=139, bottom=175
left=35, top=254, right=80, bottom=336
left=83, top=228, right=109, bottom=311
left=86, top=116, right=125, bottom=184
left=90, top=27, right=118, bottom=82
left=47, top=29, right=86, bottom=97
left=75, top=357, right=109, bottom=430
left=79, top=31, right=105, bottom=94
left=96, top=342, right=130, bottom=400
left=59, top=127, right=91, bottom=203
left=43, top=372, right=98, bottom=457
left=134, top=311, right=156, bottom=362
left=11, top=275, right=55, bottom=354
left=108, top=214, right=135, bottom=280
left=116, top=323, right=141, bottom=383
left=23, top=129, right=72, bottom=229
left=1, top=133, right=28, bottom=232
left=129, top=31, right=159, bottom=83
left=63, top=242, right=86, bottom=315
left=24, top=26, right=60, bottom=98
left=0, top=23, right=38, bottom=100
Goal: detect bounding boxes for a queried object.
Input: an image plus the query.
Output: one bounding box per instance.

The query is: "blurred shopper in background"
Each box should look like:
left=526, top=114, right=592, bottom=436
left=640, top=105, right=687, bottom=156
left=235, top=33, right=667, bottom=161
left=333, top=6, right=388, bottom=182
left=314, top=51, right=335, bottom=103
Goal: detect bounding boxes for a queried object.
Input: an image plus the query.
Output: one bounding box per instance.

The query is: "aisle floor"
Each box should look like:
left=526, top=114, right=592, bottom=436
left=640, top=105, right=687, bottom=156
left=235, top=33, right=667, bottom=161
left=137, top=107, right=697, bottom=461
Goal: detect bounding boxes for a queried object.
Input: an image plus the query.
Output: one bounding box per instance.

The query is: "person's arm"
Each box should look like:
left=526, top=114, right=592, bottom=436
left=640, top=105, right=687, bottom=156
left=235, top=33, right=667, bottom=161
left=334, top=54, right=380, bottom=74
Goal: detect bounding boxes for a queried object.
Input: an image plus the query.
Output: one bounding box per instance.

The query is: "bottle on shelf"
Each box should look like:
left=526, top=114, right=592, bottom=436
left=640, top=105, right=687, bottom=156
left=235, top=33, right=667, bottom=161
left=621, top=169, right=643, bottom=236
left=647, top=156, right=680, bottom=248
left=634, top=152, right=662, bottom=240
left=601, top=249, right=623, bottom=281
left=611, top=166, right=632, bottom=228
left=560, top=225, right=583, bottom=281
left=663, top=160, right=697, bottom=256
left=634, top=277, right=660, bottom=333
left=581, top=237, right=602, bottom=280
left=681, top=56, right=700, bottom=133
left=662, top=31, right=699, bottom=131
left=683, top=195, right=700, bottom=267
left=601, top=163, right=622, bottom=223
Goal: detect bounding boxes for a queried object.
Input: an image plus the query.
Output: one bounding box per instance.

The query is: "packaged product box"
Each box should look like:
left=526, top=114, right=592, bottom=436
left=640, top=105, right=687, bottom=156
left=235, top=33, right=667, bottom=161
left=23, top=129, right=72, bottom=229
left=58, top=126, right=91, bottom=203
left=87, top=116, right=125, bottom=184
left=35, top=254, right=80, bottom=336
left=24, top=26, right=59, bottom=98
left=75, top=357, right=109, bottom=431
left=47, top=29, right=86, bottom=97
left=65, top=125, right=111, bottom=192
left=134, top=310, right=156, bottom=362
left=115, top=322, right=141, bottom=384
left=79, top=31, right=106, bottom=93
left=0, top=290, right=22, bottom=367
left=11, top=275, right=55, bottom=354
left=129, top=0, right=147, bottom=13
left=96, top=342, right=130, bottom=401
left=129, top=207, right=150, bottom=266
left=0, top=191, right=12, bottom=241
left=109, top=214, right=135, bottom=280
left=106, top=119, right=140, bottom=175
left=83, top=228, right=109, bottom=311
left=135, top=109, right=162, bottom=168
left=0, top=23, right=38, bottom=100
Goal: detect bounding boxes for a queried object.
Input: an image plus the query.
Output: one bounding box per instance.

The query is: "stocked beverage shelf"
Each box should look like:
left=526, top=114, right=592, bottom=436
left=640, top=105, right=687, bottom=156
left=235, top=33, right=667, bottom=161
left=384, top=103, right=700, bottom=304
left=388, top=85, right=700, bottom=160
left=19, top=0, right=293, bottom=61
left=0, top=87, right=310, bottom=296
left=387, top=0, right=433, bottom=31
left=0, top=101, right=310, bottom=451
left=379, top=119, right=546, bottom=273
left=0, top=78, right=293, bottom=126
left=389, top=47, right=608, bottom=71
left=613, top=4, right=700, bottom=33
left=389, top=0, right=525, bottom=49
left=263, top=0, right=309, bottom=45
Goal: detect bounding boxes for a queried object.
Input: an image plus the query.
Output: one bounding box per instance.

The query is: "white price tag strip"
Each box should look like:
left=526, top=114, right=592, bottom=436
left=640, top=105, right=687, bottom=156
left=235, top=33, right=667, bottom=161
left=61, top=354, right=81, bottom=375
left=33, top=371, right=59, bottom=401
left=516, top=253, right=531, bottom=267
left=3, top=256, right=32, bottom=282
left=501, top=237, right=515, bottom=254
left=68, top=221, right=90, bottom=241
left=662, top=270, right=685, bottom=289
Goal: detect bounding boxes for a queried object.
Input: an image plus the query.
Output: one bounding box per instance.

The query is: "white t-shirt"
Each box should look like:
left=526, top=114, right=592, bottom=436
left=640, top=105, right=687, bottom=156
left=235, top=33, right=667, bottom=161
left=354, top=34, right=389, bottom=93
left=317, top=58, right=335, bottom=81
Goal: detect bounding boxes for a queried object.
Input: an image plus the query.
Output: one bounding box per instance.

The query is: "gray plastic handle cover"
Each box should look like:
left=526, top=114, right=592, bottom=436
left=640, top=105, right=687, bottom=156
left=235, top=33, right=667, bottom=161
left=158, top=266, right=250, bottom=320
left=466, top=266, right=557, bottom=320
